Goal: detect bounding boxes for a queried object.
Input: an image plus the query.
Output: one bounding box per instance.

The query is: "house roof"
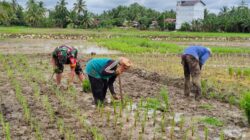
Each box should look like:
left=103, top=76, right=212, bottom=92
left=178, top=0, right=206, bottom=6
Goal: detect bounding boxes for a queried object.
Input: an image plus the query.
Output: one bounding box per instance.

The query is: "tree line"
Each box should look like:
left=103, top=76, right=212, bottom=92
left=1, top=0, right=250, bottom=33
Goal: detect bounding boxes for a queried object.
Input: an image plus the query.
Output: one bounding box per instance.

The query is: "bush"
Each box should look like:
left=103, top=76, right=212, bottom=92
left=180, top=22, right=191, bottom=31
left=82, top=79, right=91, bottom=92
left=240, top=92, right=250, bottom=125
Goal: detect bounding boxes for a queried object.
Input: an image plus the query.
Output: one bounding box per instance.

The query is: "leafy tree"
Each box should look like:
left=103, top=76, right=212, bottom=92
left=25, top=0, right=46, bottom=27
left=51, top=0, right=69, bottom=28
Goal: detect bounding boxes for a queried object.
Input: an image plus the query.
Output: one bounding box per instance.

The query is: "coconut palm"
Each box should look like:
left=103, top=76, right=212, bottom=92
left=73, top=0, right=86, bottom=15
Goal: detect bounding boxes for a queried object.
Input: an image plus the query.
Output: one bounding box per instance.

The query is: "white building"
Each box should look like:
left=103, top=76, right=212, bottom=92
left=176, top=0, right=206, bottom=29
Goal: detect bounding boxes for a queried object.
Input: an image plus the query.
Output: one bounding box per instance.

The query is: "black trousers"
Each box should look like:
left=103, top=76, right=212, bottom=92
left=88, top=75, right=109, bottom=104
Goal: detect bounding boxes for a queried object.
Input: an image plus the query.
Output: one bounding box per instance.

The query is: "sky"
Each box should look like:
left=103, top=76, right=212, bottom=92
left=12, top=0, right=250, bottom=14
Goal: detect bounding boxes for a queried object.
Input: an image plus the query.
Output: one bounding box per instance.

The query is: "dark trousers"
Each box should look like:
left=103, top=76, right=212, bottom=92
left=88, top=75, right=109, bottom=104
left=181, top=55, right=201, bottom=98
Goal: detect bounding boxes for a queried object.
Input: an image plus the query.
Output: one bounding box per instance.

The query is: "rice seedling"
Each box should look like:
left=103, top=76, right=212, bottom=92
left=220, top=130, right=225, bottom=140
left=90, top=127, right=104, bottom=140
left=170, top=113, right=176, bottom=140
left=160, top=115, right=165, bottom=132
left=183, top=129, right=188, bottom=140
left=57, top=118, right=65, bottom=135
left=119, top=101, right=123, bottom=118
left=153, top=108, right=157, bottom=126
left=42, top=95, right=55, bottom=122
left=228, top=67, right=234, bottom=77
left=134, top=109, right=140, bottom=127
left=160, top=88, right=169, bottom=112
left=65, top=128, right=76, bottom=140
left=112, top=101, right=117, bottom=115
left=240, top=92, right=250, bottom=125
left=0, top=113, right=5, bottom=129
left=204, top=126, right=209, bottom=140
left=106, top=111, right=111, bottom=124
left=32, top=83, right=41, bottom=101
left=5, top=122, right=11, bottom=140
left=179, top=116, right=185, bottom=131
left=82, top=79, right=91, bottom=92
left=229, top=95, right=236, bottom=109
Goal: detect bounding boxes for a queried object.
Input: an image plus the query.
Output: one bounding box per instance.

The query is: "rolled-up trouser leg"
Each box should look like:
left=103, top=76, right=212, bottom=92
left=192, top=73, right=201, bottom=99
left=88, top=75, right=105, bottom=104
left=182, top=56, right=191, bottom=96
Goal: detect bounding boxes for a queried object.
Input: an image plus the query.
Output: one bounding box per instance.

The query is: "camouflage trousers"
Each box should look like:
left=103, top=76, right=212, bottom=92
left=181, top=54, right=201, bottom=99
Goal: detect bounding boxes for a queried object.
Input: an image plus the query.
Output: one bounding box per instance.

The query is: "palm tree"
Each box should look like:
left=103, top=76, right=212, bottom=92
left=82, top=11, right=93, bottom=28
left=73, top=0, right=86, bottom=15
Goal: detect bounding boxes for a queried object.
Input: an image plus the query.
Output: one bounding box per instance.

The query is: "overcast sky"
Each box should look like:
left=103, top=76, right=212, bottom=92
left=13, top=0, right=250, bottom=14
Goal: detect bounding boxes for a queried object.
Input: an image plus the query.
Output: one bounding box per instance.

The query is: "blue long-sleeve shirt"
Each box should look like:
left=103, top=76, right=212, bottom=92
left=85, top=58, right=118, bottom=79
left=183, top=46, right=211, bottom=65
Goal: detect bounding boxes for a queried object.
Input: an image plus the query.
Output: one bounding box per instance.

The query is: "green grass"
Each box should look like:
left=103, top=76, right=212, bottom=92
left=94, top=36, right=250, bottom=54
left=240, top=92, right=250, bottom=125
left=200, top=117, right=224, bottom=127
left=1, top=26, right=250, bottom=38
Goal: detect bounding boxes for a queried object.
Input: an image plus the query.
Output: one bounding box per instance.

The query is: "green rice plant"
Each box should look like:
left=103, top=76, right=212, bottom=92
left=160, top=115, right=165, bottom=132
left=220, top=130, right=225, bottom=140
left=129, top=99, right=133, bottom=111
left=119, top=101, right=123, bottom=118
left=170, top=113, right=176, bottom=140
left=32, top=83, right=40, bottom=101
left=42, top=95, right=55, bottom=122
left=33, top=120, right=43, bottom=140
left=236, top=69, right=242, bottom=77
left=134, top=109, right=140, bottom=127
left=65, top=128, right=76, bottom=140
left=204, top=126, right=209, bottom=140
left=82, top=79, right=91, bottom=92
left=153, top=108, right=157, bottom=126
left=183, top=129, right=188, bottom=140
left=201, top=80, right=208, bottom=96
left=90, top=127, right=104, bottom=140
left=229, top=95, right=236, bottom=109
left=0, top=113, right=5, bottom=129
left=200, top=117, right=223, bottom=127
left=240, top=92, right=250, bottom=125
left=106, top=111, right=111, bottom=124
left=191, top=118, right=195, bottom=137
left=5, top=122, right=11, bottom=140
left=112, top=101, right=117, bottom=115
left=160, top=88, right=169, bottom=112
left=228, top=67, right=234, bottom=77
left=114, top=113, right=118, bottom=128
left=179, top=116, right=185, bottom=131
left=57, top=118, right=65, bottom=135
left=138, top=132, right=143, bottom=140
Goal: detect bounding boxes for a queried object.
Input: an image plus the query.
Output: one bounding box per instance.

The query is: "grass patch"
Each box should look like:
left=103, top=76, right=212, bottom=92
left=240, top=92, right=250, bottom=125
left=200, top=117, right=224, bottom=127
left=1, top=26, right=250, bottom=38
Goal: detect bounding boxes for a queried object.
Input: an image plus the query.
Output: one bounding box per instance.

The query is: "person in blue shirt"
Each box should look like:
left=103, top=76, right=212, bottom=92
left=85, top=57, right=132, bottom=105
left=181, top=46, right=212, bottom=100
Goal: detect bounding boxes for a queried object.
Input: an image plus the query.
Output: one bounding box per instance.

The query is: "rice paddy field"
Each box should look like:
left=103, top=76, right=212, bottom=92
left=0, top=27, right=250, bottom=140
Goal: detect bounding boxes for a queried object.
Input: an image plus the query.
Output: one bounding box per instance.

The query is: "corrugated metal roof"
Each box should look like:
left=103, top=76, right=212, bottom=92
left=178, top=0, right=206, bottom=6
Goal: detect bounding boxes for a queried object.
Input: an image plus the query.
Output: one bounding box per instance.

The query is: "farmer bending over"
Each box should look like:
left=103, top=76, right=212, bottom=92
left=85, top=57, right=132, bottom=105
left=51, top=45, right=85, bottom=86
left=181, top=46, right=212, bottom=100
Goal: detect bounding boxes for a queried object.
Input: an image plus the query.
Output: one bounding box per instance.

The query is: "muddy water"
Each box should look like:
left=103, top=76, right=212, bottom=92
left=0, top=38, right=119, bottom=54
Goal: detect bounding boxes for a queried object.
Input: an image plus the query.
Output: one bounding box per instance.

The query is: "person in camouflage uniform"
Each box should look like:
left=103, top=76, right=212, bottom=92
left=51, top=45, right=85, bottom=86
left=181, top=46, right=212, bottom=100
